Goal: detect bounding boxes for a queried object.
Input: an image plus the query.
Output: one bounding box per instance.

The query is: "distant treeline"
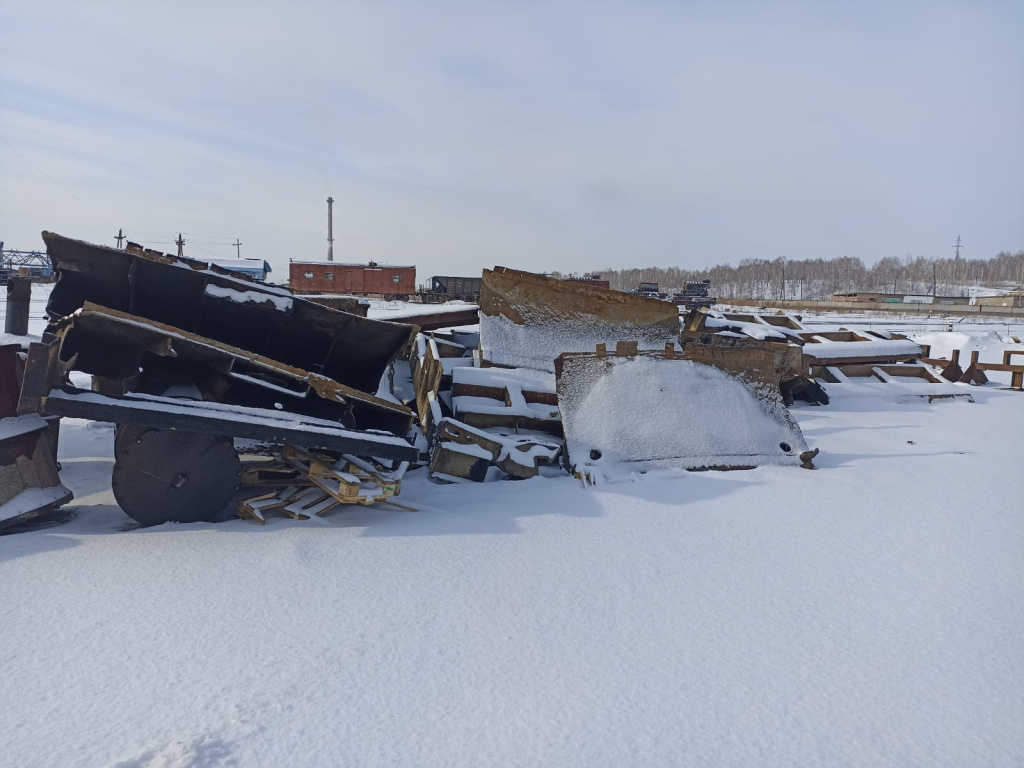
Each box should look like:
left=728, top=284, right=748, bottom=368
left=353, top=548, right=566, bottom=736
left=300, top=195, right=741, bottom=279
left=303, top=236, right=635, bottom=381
left=555, top=251, right=1024, bottom=300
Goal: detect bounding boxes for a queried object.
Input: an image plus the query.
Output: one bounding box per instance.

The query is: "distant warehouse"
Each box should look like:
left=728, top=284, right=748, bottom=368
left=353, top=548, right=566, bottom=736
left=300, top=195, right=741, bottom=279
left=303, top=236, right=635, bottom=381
left=832, top=292, right=904, bottom=303
left=976, top=292, right=1024, bottom=308
left=903, top=295, right=971, bottom=306
left=289, top=261, right=416, bottom=299
left=832, top=292, right=970, bottom=306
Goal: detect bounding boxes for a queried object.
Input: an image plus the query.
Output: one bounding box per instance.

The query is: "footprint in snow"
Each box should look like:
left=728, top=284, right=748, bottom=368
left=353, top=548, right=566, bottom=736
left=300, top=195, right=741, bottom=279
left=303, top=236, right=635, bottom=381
left=108, top=735, right=235, bottom=768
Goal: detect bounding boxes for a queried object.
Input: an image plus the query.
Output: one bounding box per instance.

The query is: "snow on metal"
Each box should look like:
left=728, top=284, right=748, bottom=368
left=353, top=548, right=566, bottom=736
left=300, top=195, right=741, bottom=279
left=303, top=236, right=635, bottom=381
left=557, top=353, right=809, bottom=478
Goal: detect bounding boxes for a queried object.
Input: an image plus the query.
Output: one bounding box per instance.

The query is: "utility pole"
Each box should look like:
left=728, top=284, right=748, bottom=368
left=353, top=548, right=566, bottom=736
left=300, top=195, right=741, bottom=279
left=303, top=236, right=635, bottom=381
left=932, top=262, right=937, bottom=297
left=951, top=235, right=965, bottom=297
left=780, top=259, right=786, bottom=300
left=326, top=197, right=334, bottom=262
left=176, top=233, right=185, bottom=258
left=234, top=238, right=242, bottom=259
left=115, top=228, right=125, bottom=249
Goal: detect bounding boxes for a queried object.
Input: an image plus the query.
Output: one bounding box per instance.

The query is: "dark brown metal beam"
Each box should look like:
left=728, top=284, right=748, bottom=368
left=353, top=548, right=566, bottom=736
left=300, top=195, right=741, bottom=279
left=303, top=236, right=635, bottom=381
left=41, top=389, right=419, bottom=461
left=388, top=307, right=480, bottom=332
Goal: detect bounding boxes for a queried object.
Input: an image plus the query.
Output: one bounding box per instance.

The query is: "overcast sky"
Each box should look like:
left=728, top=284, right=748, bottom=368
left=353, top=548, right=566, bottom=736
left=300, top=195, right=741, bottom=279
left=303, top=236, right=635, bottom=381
left=1, top=1, right=1021, bottom=281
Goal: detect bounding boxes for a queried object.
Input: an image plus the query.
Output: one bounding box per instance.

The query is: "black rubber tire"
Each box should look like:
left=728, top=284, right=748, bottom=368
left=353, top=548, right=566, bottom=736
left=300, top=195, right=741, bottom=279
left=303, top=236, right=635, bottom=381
left=112, top=429, right=241, bottom=526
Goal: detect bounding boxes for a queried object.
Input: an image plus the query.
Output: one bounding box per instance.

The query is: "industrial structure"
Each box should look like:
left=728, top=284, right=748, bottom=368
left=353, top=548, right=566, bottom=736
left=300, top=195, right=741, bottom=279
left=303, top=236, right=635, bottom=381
left=326, top=197, right=334, bottom=262
left=0, top=242, right=54, bottom=283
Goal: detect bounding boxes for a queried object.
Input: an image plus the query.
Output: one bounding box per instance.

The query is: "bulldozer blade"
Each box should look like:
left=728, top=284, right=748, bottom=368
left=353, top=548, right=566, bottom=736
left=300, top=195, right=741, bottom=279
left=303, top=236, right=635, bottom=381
left=479, top=267, right=680, bottom=372
left=555, top=348, right=811, bottom=480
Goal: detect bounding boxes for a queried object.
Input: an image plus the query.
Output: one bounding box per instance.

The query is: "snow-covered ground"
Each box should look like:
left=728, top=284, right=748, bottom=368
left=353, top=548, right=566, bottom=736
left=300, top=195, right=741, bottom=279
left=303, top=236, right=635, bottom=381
left=2, top=288, right=1023, bottom=767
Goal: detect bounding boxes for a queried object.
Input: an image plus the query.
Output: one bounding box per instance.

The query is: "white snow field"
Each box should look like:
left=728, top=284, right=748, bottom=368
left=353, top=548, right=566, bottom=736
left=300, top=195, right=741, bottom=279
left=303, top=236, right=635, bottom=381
left=2, top=289, right=1023, bottom=767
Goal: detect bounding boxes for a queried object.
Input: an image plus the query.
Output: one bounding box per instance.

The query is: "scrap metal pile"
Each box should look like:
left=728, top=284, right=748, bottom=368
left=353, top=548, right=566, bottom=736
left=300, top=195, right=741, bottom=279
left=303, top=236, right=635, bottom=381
left=2, top=233, right=419, bottom=530
left=406, top=267, right=818, bottom=485
left=19, top=237, right=1001, bottom=529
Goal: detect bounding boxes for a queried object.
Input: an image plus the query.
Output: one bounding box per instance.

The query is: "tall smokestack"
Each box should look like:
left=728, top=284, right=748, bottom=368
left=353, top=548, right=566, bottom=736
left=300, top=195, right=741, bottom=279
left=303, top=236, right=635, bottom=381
left=326, top=196, right=334, bottom=261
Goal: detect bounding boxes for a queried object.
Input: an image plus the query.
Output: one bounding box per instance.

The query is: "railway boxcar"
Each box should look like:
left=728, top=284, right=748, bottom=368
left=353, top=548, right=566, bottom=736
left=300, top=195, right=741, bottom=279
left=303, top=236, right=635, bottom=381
left=290, top=261, right=416, bottom=299
left=420, top=275, right=482, bottom=303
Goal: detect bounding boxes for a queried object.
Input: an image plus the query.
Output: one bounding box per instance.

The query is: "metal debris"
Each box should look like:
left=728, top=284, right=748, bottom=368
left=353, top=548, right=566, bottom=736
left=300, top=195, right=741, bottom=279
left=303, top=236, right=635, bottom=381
left=555, top=343, right=812, bottom=482
left=429, top=418, right=562, bottom=483
left=479, top=266, right=680, bottom=372
left=387, top=306, right=481, bottom=332
left=42, top=232, right=415, bottom=394
left=810, top=362, right=974, bottom=403
left=19, top=233, right=423, bottom=527
left=959, top=350, right=1024, bottom=391
left=27, top=302, right=413, bottom=435
left=0, top=344, right=73, bottom=531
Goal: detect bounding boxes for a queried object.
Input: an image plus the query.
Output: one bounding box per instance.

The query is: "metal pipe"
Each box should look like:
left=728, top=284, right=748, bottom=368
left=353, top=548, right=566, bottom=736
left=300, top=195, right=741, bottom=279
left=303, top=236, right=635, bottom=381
left=327, top=196, right=334, bottom=262
left=5, top=276, right=32, bottom=335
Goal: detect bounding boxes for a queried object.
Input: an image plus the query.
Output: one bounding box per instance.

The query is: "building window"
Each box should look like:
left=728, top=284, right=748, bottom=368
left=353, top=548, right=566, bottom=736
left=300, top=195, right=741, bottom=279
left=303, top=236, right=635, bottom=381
left=304, top=271, right=314, bottom=279
left=325, top=272, right=334, bottom=280
left=393, top=274, right=402, bottom=283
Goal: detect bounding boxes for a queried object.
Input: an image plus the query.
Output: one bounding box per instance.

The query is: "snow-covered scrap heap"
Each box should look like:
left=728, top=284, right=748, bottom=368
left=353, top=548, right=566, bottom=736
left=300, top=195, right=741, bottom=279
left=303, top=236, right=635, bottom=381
left=18, top=233, right=421, bottom=527
left=405, top=269, right=820, bottom=484
left=683, top=308, right=982, bottom=403
left=405, top=329, right=564, bottom=482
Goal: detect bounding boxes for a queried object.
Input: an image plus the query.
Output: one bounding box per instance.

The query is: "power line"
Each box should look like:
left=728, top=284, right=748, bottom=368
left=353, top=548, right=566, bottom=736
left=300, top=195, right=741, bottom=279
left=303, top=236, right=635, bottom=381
left=0, top=134, right=117, bottom=228
left=188, top=242, right=230, bottom=260
left=123, top=228, right=178, bottom=239
left=179, top=231, right=237, bottom=241
left=124, top=237, right=233, bottom=261
left=952, top=235, right=964, bottom=259
left=125, top=232, right=235, bottom=248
